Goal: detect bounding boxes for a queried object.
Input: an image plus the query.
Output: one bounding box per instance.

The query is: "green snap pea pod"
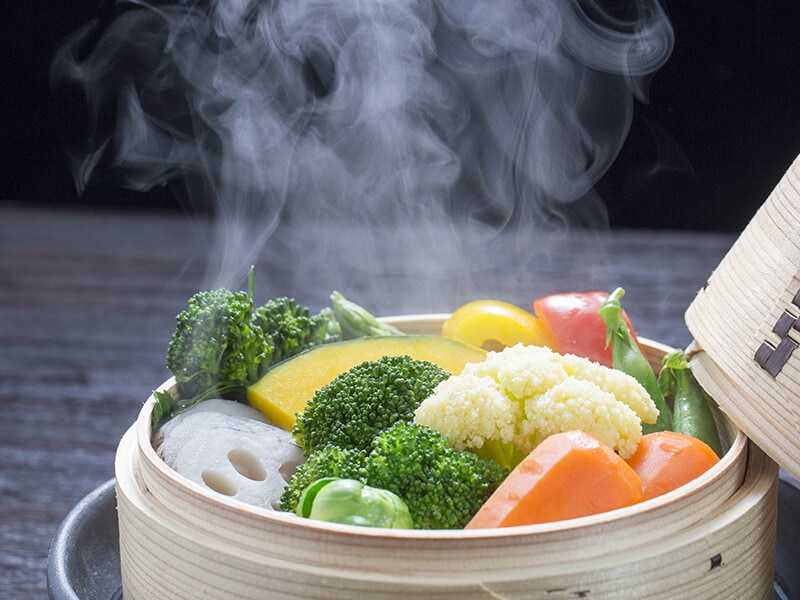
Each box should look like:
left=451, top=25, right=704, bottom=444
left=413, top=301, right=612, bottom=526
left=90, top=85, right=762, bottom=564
left=599, top=288, right=673, bottom=434
left=658, top=350, right=723, bottom=457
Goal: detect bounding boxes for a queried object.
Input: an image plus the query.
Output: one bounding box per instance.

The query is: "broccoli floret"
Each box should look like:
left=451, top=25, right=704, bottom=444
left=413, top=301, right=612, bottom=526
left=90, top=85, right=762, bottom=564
left=161, top=269, right=343, bottom=423
left=293, top=355, right=451, bottom=455
left=253, top=298, right=341, bottom=365
left=166, top=287, right=272, bottom=405
left=280, top=446, right=367, bottom=512
left=365, top=422, right=508, bottom=529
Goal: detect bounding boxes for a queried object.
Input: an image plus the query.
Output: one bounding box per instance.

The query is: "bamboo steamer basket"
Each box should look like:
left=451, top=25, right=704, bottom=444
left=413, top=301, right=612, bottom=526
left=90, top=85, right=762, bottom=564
left=115, top=313, right=778, bottom=600
left=686, top=153, right=800, bottom=482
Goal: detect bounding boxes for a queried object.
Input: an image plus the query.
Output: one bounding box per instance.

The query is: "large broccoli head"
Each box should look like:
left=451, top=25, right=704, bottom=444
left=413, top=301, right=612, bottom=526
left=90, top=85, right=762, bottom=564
left=292, top=355, right=450, bottom=455
left=366, top=422, right=508, bottom=529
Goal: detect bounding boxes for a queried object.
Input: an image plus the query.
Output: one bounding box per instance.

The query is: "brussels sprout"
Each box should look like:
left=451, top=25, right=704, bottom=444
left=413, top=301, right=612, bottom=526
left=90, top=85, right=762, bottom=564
left=295, top=478, right=413, bottom=529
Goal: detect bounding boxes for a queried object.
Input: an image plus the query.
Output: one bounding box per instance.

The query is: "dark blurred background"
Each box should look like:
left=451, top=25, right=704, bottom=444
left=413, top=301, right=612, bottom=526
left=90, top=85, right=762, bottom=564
left=4, top=1, right=800, bottom=231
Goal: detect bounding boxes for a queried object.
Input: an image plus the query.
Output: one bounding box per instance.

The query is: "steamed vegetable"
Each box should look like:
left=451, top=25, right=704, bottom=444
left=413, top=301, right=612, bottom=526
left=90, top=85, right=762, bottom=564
left=364, top=422, right=508, bottom=529
left=156, top=405, right=304, bottom=510
left=247, top=335, right=485, bottom=430
left=465, top=430, right=643, bottom=528
left=330, top=291, right=405, bottom=338
left=280, top=446, right=368, bottom=512
left=414, top=344, right=658, bottom=469
left=164, top=286, right=272, bottom=406
left=156, top=269, right=341, bottom=422
left=658, top=350, right=723, bottom=457
left=295, top=478, right=414, bottom=529
left=533, top=291, right=638, bottom=367
left=293, top=355, right=451, bottom=454
left=599, top=288, right=672, bottom=434
left=625, top=430, right=720, bottom=501
left=442, top=299, right=557, bottom=350
left=252, top=297, right=341, bottom=366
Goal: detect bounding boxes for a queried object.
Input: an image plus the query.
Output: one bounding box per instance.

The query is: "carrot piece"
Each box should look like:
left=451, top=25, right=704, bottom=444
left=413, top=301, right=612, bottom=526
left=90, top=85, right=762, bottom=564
left=625, top=430, right=721, bottom=501
left=465, top=430, right=642, bottom=528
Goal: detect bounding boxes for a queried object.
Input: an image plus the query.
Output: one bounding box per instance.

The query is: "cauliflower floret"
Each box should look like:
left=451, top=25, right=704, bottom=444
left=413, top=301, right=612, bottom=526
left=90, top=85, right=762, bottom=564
left=414, top=373, right=520, bottom=452
left=518, top=378, right=643, bottom=458
left=414, top=343, right=658, bottom=468
left=465, top=344, right=567, bottom=400
left=559, top=352, right=659, bottom=425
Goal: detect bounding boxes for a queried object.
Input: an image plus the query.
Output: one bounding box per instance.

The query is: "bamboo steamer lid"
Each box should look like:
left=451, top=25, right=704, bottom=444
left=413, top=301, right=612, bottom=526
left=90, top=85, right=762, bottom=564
left=686, top=153, right=800, bottom=480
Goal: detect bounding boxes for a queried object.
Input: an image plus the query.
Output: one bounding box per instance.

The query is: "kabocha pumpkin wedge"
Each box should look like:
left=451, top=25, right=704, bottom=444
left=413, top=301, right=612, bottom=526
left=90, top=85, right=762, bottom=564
left=247, top=335, right=486, bottom=430
left=465, top=430, right=643, bottom=528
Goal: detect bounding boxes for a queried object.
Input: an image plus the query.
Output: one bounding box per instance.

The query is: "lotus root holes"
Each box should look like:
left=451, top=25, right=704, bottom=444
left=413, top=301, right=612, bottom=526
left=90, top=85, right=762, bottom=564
left=201, top=470, right=238, bottom=496
left=227, top=448, right=268, bottom=481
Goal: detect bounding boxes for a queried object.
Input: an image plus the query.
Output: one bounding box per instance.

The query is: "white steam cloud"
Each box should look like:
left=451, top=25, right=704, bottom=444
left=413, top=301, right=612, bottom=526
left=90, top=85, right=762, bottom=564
left=52, top=0, right=673, bottom=310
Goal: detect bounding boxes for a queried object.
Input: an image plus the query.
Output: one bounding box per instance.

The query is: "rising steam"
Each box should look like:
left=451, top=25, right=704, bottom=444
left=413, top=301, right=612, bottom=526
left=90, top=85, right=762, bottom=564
left=51, top=0, right=673, bottom=309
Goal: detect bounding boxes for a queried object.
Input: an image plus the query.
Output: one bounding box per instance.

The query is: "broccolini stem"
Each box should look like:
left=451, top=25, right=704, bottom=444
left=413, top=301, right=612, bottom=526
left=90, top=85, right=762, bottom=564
left=247, top=265, right=255, bottom=300
left=330, top=291, right=405, bottom=339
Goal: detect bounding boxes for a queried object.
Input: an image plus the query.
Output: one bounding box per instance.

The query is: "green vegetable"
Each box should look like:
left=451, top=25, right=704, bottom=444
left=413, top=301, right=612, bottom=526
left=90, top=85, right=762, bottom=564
left=280, top=446, right=368, bottom=512
left=295, top=478, right=414, bottom=529
left=658, top=350, right=724, bottom=457
left=330, top=291, right=405, bottom=339
left=599, top=288, right=672, bottom=434
left=157, top=268, right=342, bottom=425
left=284, top=423, right=507, bottom=529
left=166, top=285, right=268, bottom=404
left=365, top=422, right=508, bottom=529
left=292, top=354, right=451, bottom=455
left=252, top=298, right=341, bottom=366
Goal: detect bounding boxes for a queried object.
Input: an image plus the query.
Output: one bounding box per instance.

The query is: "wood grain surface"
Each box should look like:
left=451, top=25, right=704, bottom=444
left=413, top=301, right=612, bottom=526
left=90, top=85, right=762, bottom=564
left=0, top=202, right=738, bottom=598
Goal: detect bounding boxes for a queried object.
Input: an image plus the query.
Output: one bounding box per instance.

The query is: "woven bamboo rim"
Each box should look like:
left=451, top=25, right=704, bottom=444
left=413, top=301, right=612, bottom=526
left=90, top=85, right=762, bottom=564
left=115, top=318, right=776, bottom=599
left=686, top=153, right=800, bottom=480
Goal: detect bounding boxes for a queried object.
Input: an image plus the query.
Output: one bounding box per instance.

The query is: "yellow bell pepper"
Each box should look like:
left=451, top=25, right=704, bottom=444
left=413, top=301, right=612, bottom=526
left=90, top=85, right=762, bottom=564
left=442, top=300, right=557, bottom=351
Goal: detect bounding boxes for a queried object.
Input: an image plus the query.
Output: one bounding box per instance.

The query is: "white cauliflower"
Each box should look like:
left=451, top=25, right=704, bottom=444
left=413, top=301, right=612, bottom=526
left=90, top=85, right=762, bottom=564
left=414, top=344, right=657, bottom=467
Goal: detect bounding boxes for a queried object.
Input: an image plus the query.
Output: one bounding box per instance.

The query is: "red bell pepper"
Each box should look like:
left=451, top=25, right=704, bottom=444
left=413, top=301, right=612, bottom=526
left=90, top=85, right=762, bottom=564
left=533, top=291, right=639, bottom=367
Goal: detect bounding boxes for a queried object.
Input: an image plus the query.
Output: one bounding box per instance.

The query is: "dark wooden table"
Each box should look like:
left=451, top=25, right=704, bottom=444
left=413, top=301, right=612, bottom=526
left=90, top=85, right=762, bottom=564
left=1, top=202, right=745, bottom=598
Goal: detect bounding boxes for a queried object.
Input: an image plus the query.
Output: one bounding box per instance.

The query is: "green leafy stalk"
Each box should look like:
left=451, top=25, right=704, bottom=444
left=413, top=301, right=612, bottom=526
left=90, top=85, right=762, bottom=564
left=599, top=287, right=672, bottom=433
left=330, top=291, right=405, bottom=339
left=658, top=350, right=723, bottom=457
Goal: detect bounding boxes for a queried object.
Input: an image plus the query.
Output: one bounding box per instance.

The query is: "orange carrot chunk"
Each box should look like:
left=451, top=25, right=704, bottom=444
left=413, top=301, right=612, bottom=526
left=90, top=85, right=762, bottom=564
left=625, top=430, right=721, bottom=501
left=465, top=430, right=643, bottom=528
